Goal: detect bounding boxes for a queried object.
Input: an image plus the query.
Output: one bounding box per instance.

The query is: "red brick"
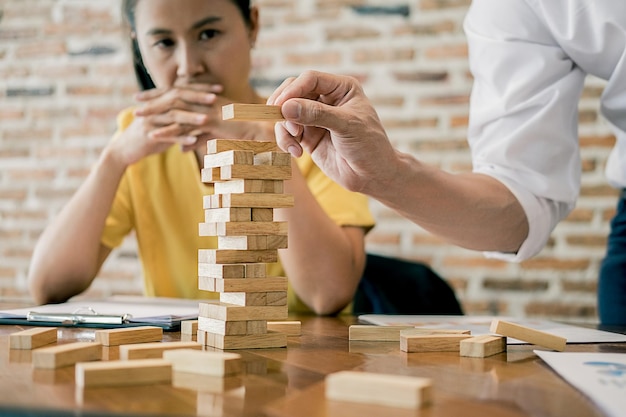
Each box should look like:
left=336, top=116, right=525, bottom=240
left=284, top=51, right=341, bottom=66
left=482, top=278, right=549, bottom=291
left=565, top=234, right=607, bottom=248
left=520, top=258, right=590, bottom=271
left=393, top=21, right=456, bottom=36
left=354, top=48, right=414, bottom=63
left=326, top=26, right=380, bottom=41
left=424, top=44, right=468, bottom=59
left=382, top=117, right=439, bottom=129
left=525, top=302, right=596, bottom=318
left=15, top=41, right=66, bottom=58
left=564, top=208, right=594, bottom=222
left=419, top=94, right=470, bottom=106
left=442, top=256, right=508, bottom=269
left=561, top=280, right=597, bottom=293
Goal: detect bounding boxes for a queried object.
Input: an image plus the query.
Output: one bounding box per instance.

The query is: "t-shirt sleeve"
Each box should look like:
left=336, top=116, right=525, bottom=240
left=100, top=108, right=136, bottom=249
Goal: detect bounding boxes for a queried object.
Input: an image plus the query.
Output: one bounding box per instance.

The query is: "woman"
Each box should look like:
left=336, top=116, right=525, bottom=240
left=27, top=0, right=374, bottom=315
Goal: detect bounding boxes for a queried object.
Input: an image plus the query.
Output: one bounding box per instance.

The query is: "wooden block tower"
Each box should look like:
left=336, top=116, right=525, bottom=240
left=197, top=137, right=293, bottom=349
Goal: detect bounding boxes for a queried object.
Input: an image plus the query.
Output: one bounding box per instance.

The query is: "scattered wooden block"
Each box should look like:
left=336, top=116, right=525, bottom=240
left=75, top=359, right=172, bottom=387
left=10, top=327, right=57, bottom=349
left=325, top=371, right=432, bottom=409
left=32, top=341, right=101, bottom=369
left=207, top=139, right=279, bottom=155
left=349, top=325, right=414, bottom=342
left=163, top=348, right=242, bottom=376
left=222, top=103, right=284, bottom=121
left=267, top=321, right=301, bottom=336
left=400, top=333, right=472, bottom=353
left=489, top=319, right=566, bottom=351
left=172, top=371, right=243, bottom=393
left=459, top=335, right=507, bottom=358
left=94, top=326, right=163, bottom=347
left=119, top=341, right=202, bottom=360
left=401, top=328, right=472, bottom=336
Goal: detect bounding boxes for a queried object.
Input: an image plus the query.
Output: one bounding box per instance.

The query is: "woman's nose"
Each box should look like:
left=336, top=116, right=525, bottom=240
left=176, top=44, right=205, bottom=78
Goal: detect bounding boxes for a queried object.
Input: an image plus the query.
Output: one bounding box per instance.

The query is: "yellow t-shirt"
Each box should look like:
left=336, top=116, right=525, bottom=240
left=101, top=109, right=375, bottom=313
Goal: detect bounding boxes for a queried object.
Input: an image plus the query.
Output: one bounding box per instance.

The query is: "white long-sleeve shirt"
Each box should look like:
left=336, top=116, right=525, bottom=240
left=464, top=0, right=626, bottom=261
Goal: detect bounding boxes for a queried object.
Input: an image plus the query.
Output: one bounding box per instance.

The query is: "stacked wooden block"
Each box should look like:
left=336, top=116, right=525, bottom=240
left=197, top=138, right=293, bottom=349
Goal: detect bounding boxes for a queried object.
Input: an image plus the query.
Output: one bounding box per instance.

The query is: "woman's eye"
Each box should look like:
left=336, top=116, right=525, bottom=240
left=154, top=38, right=175, bottom=48
left=199, top=29, right=219, bottom=40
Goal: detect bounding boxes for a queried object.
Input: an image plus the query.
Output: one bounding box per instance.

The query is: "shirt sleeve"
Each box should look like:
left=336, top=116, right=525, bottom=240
left=464, top=0, right=585, bottom=261
left=100, top=109, right=136, bottom=249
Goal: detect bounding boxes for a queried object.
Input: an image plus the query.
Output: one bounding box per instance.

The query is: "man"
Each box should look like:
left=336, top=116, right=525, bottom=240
left=267, top=0, right=626, bottom=325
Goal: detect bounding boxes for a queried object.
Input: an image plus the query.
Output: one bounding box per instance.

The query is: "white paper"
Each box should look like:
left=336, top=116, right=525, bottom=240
left=358, top=315, right=626, bottom=344
left=0, top=297, right=202, bottom=325
left=536, top=351, right=626, bottom=417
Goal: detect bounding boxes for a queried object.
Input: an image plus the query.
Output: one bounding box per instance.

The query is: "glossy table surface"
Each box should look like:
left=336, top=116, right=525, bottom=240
left=0, top=313, right=623, bottom=417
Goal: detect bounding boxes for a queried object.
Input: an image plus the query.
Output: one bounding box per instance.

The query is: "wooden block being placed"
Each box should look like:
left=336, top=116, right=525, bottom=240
left=220, top=164, right=292, bottom=180
left=75, top=359, right=172, bottom=387
left=164, top=348, right=242, bottom=376
left=267, top=321, right=301, bottom=336
left=325, top=371, right=432, bottom=409
left=181, top=320, right=198, bottom=335
left=349, top=325, right=414, bottom=342
left=207, top=139, right=279, bottom=155
left=400, top=333, right=472, bottom=353
left=199, top=302, right=288, bottom=322
left=199, top=276, right=287, bottom=293
left=203, top=330, right=287, bottom=350
left=213, top=179, right=283, bottom=194
left=197, top=248, right=278, bottom=264
left=222, top=103, right=284, bottom=121
left=95, top=326, right=163, bottom=347
left=204, top=150, right=253, bottom=168
left=10, top=327, right=57, bottom=349
left=204, top=207, right=251, bottom=223
left=119, top=341, right=202, bottom=360
left=489, top=319, right=566, bottom=351
left=32, top=342, right=101, bottom=369
left=459, top=335, right=507, bottom=358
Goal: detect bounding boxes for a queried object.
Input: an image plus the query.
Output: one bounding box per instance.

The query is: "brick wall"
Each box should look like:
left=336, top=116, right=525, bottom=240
left=0, top=0, right=614, bottom=322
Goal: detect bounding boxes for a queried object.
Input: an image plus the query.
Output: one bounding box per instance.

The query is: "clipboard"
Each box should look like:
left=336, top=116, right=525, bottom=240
left=0, top=297, right=202, bottom=331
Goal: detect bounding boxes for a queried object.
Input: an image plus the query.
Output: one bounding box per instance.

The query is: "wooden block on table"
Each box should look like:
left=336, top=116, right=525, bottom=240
left=199, top=302, right=288, bottom=321
left=213, top=179, right=283, bottom=194
left=489, top=319, right=566, bottom=351
left=220, top=291, right=287, bottom=306
left=348, top=325, right=415, bottom=342
left=254, top=151, right=291, bottom=166
left=217, top=235, right=287, bottom=250
left=197, top=248, right=278, bottom=264
left=207, top=138, right=279, bottom=155
left=32, top=341, right=101, bottom=369
left=400, top=333, right=472, bottom=353
left=164, top=348, right=242, bottom=376
left=198, top=317, right=267, bottom=336
left=199, top=276, right=287, bottom=293
left=181, top=320, right=198, bottom=335
left=204, top=150, right=253, bottom=169
left=325, top=371, right=432, bottom=409
left=204, top=207, right=251, bottom=223
left=198, top=263, right=246, bottom=279
left=401, top=328, right=472, bottom=336
left=459, top=335, right=507, bottom=358
left=173, top=371, right=243, bottom=393
left=75, top=358, right=172, bottom=387
left=267, top=321, right=301, bottom=336
left=10, top=327, right=57, bottom=349
left=220, top=164, right=292, bottom=180
left=119, top=341, right=202, bottom=360
left=95, top=326, right=163, bottom=347
left=222, top=103, right=284, bottom=121
left=201, top=330, right=287, bottom=350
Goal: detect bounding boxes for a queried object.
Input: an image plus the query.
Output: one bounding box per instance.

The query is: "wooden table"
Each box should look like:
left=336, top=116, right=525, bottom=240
left=0, top=315, right=622, bottom=417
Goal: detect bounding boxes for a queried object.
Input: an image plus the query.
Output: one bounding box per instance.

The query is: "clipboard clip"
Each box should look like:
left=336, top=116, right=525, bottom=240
left=27, top=306, right=132, bottom=325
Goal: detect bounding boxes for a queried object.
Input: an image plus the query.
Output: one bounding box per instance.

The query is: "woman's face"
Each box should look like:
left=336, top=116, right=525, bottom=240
left=134, top=0, right=258, bottom=101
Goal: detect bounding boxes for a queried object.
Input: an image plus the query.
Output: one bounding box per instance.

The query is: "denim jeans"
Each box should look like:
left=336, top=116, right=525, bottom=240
left=598, top=191, right=626, bottom=325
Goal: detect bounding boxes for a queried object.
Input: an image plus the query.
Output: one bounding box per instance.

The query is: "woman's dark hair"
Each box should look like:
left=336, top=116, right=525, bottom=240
left=121, top=0, right=252, bottom=91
